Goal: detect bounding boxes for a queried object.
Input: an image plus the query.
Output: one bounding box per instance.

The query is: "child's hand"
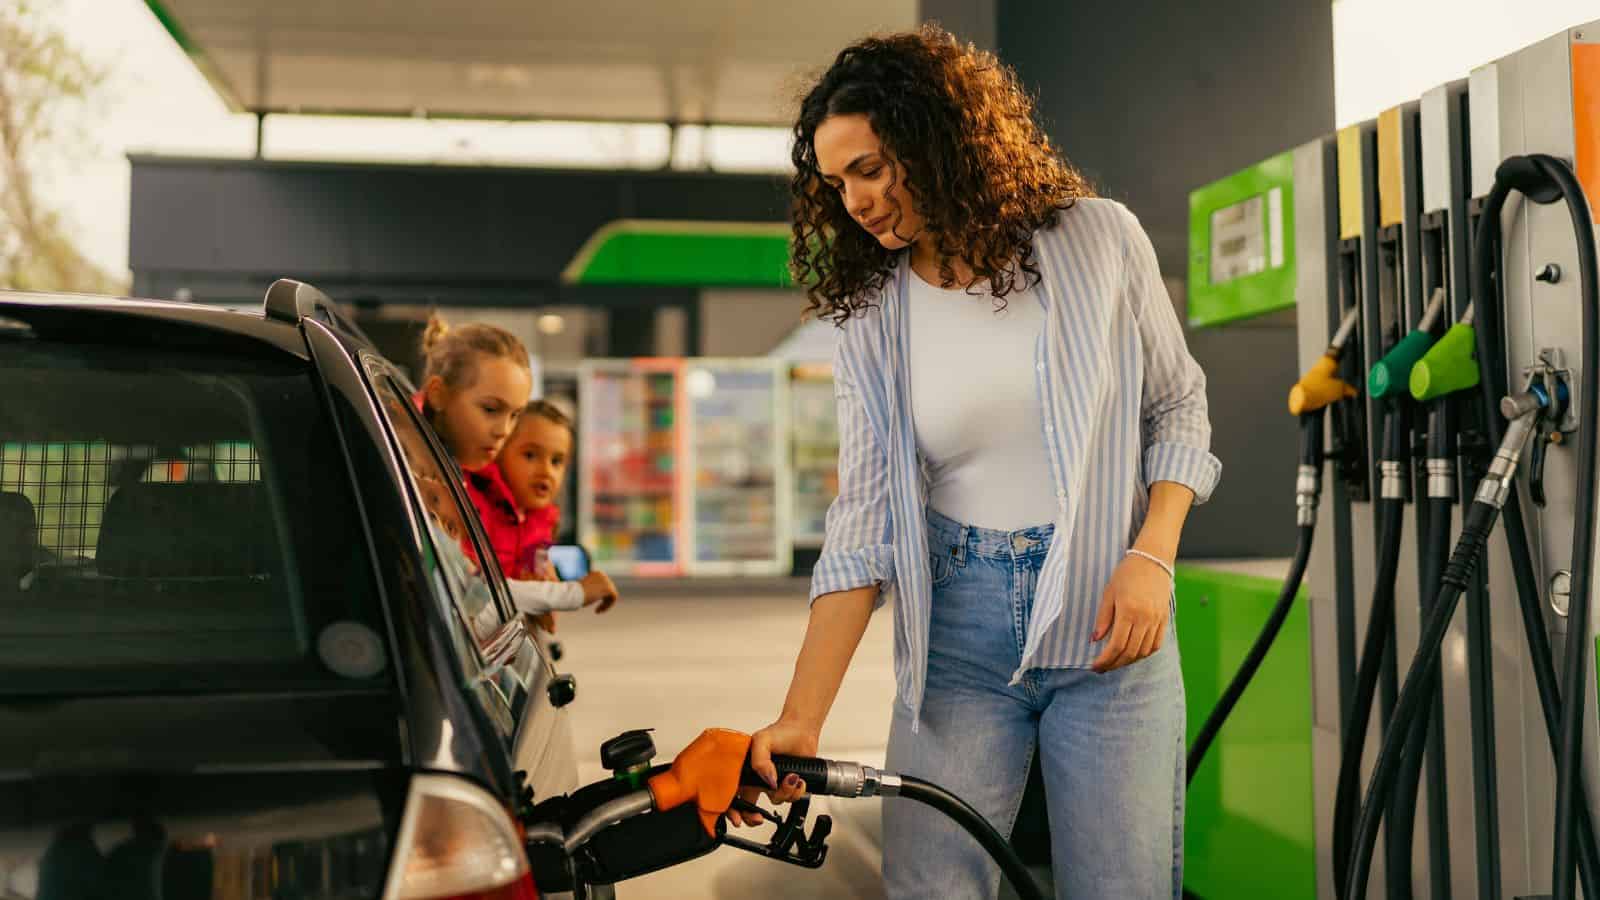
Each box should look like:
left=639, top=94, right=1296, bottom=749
left=520, top=611, right=557, bottom=633
left=579, top=571, right=619, bottom=613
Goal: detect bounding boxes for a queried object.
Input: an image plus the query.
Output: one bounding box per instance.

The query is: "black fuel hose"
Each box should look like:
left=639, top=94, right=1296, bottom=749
left=1389, top=410, right=1455, bottom=900
left=1342, top=492, right=1503, bottom=900
left=1340, top=159, right=1528, bottom=900
left=1342, top=155, right=1532, bottom=899
left=1378, top=399, right=1424, bottom=900
left=747, top=755, right=1048, bottom=900
left=1331, top=411, right=1407, bottom=895
left=1526, top=153, right=1600, bottom=900
left=1387, top=507, right=1447, bottom=900
left=897, top=776, right=1047, bottom=900
left=1185, top=410, right=1324, bottom=782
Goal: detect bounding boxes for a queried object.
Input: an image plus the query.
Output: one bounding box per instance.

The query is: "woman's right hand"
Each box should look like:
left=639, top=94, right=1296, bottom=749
left=730, top=719, right=822, bottom=827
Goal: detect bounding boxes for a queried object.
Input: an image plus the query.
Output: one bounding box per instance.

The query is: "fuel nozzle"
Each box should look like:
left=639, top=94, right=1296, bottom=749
left=654, top=730, right=1044, bottom=900
left=1370, top=288, right=1450, bottom=401
left=1410, top=304, right=1479, bottom=402
left=648, top=728, right=753, bottom=836
left=1474, top=387, right=1547, bottom=511
left=646, top=729, right=834, bottom=870
left=741, top=754, right=902, bottom=799
left=1289, top=306, right=1361, bottom=416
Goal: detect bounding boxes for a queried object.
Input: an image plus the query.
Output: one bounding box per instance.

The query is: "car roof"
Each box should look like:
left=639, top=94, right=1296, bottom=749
left=0, top=284, right=374, bottom=360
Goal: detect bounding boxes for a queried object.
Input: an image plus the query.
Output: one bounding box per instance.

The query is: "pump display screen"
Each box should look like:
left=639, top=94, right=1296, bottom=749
left=1187, top=152, right=1293, bottom=327
left=1209, top=195, right=1267, bottom=284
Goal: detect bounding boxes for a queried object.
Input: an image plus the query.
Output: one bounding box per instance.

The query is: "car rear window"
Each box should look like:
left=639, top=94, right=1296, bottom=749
left=0, top=340, right=388, bottom=694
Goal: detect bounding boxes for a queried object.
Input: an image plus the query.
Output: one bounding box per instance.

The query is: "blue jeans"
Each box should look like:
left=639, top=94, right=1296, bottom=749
left=882, top=508, right=1185, bottom=899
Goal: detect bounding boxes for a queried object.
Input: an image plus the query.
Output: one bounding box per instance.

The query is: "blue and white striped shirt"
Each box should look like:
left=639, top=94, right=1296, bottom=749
left=810, top=198, right=1221, bottom=726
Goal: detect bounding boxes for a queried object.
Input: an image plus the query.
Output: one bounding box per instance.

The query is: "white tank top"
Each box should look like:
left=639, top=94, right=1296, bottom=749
left=906, top=271, right=1058, bottom=531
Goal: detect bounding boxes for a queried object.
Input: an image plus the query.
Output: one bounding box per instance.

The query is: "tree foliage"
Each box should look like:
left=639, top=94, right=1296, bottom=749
left=0, top=0, right=125, bottom=293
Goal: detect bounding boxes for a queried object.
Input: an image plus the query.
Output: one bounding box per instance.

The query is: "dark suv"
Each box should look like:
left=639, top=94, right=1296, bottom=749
left=0, top=282, right=584, bottom=900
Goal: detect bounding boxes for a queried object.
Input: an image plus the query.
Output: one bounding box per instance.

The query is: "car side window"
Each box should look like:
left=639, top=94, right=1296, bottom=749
left=370, top=379, right=508, bottom=651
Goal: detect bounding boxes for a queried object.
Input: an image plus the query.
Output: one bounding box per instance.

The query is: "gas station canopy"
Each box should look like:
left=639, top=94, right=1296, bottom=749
left=146, top=0, right=918, bottom=126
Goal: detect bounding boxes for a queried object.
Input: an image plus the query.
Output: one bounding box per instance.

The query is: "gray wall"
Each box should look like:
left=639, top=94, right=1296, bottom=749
left=128, top=156, right=789, bottom=307
left=999, top=0, right=1335, bottom=557
left=920, top=0, right=996, bottom=50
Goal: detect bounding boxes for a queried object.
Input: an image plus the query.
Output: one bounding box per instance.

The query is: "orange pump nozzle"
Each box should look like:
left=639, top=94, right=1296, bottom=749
left=648, top=728, right=752, bottom=836
left=1288, top=352, right=1359, bottom=416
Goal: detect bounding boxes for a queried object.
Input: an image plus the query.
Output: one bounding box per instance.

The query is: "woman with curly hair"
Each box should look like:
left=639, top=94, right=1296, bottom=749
left=733, top=25, right=1220, bottom=899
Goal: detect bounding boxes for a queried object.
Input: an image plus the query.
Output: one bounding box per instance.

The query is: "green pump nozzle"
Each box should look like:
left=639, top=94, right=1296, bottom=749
left=1369, top=288, right=1448, bottom=400
left=1409, top=318, right=1480, bottom=401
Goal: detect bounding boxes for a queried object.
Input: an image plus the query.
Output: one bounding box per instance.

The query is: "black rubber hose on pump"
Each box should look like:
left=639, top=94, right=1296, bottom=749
left=1186, top=410, right=1324, bottom=782
left=1330, top=411, right=1407, bottom=895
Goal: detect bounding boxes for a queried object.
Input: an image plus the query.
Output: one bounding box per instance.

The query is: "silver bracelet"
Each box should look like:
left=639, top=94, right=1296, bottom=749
left=1125, top=548, right=1175, bottom=582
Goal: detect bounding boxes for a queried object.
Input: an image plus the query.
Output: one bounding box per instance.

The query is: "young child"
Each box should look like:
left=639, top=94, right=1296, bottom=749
left=495, top=400, right=619, bottom=622
left=417, top=314, right=615, bottom=616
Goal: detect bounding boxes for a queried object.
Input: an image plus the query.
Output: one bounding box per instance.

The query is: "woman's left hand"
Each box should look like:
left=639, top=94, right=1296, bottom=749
left=1090, top=553, right=1173, bottom=673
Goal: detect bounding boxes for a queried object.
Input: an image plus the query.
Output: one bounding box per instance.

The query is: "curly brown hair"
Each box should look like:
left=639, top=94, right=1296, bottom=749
left=790, top=24, right=1094, bottom=323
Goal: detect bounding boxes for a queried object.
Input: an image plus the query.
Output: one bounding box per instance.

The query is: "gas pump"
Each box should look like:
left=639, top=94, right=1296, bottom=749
left=1321, top=115, right=1419, bottom=898
left=1292, top=130, right=1376, bottom=900
left=1366, top=99, right=1450, bottom=900
left=1334, top=19, right=1600, bottom=900
left=1465, top=23, right=1600, bottom=898
left=1412, top=76, right=1497, bottom=900
left=1171, top=18, right=1600, bottom=900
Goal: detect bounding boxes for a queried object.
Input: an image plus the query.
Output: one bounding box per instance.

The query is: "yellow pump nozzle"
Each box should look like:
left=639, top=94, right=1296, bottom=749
left=1288, top=352, right=1359, bottom=416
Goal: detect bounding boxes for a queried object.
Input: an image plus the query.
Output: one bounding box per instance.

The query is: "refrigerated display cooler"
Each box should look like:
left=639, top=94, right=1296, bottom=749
left=788, top=363, right=838, bottom=550
left=577, top=359, right=685, bottom=576
left=682, top=359, right=792, bottom=575
left=577, top=357, right=797, bottom=576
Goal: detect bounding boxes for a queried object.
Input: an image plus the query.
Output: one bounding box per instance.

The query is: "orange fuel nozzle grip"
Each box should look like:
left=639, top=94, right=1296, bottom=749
left=648, top=728, right=753, bottom=836
left=1288, top=352, right=1359, bottom=416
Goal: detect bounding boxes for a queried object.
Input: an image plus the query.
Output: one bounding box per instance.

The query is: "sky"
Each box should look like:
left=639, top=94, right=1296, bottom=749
left=26, top=0, right=1600, bottom=284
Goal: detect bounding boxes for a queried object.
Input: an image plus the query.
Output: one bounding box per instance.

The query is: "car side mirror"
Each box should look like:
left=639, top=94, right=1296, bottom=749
left=547, top=544, right=591, bottom=580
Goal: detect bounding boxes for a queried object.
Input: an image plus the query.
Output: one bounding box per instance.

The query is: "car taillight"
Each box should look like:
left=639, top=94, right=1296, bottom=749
left=381, top=774, right=540, bottom=900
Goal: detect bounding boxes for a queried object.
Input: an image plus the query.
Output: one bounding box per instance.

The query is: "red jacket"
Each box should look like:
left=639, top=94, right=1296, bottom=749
left=463, top=461, right=560, bottom=580
left=411, top=391, right=558, bottom=578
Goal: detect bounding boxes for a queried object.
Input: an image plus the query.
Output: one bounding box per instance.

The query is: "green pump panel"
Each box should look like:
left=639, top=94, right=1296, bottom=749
left=1187, top=152, right=1297, bottom=328
left=1176, top=563, right=1316, bottom=900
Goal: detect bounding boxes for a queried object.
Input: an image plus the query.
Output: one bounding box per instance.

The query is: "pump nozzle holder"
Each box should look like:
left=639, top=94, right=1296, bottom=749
left=1368, top=331, right=1435, bottom=400
left=1408, top=322, right=1480, bottom=402
left=1288, top=353, right=1358, bottom=416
